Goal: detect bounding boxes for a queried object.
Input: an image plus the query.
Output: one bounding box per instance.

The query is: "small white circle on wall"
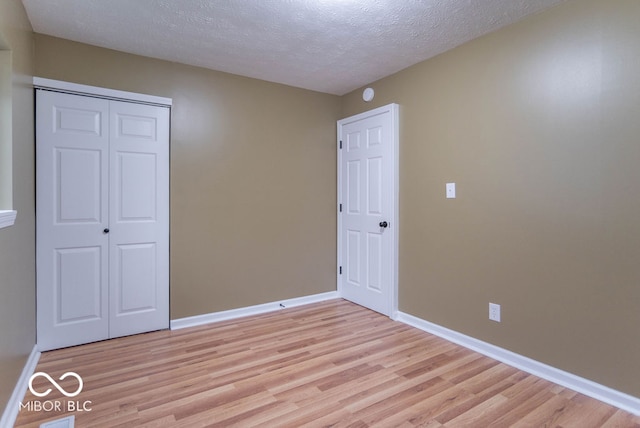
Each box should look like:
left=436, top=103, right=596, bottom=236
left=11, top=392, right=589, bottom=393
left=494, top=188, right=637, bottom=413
left=362, top=87, right=375, bottom=102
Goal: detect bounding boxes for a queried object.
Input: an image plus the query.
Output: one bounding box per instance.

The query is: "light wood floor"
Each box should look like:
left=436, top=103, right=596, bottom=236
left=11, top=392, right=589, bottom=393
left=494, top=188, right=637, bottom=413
left=15, top=299, right=640, bottom=427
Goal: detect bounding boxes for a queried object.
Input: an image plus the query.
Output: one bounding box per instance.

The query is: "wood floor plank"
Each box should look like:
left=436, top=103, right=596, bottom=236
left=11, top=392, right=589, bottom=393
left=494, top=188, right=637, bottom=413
left=353, top=377, right=455, bottom=426
left=433, top=371, right=524, bottom=425
left=394, top=385, right=474, bottom=426
left=13, top=299, right=640, bottom=427
left=489, top=382, right=557, bottom=426
left=601, top=410, right=640, bottom=428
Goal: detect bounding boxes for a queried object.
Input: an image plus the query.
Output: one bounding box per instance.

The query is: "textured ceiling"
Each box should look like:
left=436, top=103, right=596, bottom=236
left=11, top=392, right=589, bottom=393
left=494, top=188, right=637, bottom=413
left=22, top=0, right=566, bottom=95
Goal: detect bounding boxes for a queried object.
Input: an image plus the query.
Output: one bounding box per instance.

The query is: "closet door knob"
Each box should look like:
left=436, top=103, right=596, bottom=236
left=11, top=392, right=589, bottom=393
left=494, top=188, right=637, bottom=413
left=103, top=228, right=110, bottom=234
left=379, top=221, right=388, bottom=228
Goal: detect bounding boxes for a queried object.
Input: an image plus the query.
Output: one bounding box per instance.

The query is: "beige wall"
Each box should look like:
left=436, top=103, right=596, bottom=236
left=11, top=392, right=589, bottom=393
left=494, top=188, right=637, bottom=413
left=342, top=0, right=640, bottom=397
left=34, top=35, right=341, bottom=319
left=0, top=0, right=35, bottom=414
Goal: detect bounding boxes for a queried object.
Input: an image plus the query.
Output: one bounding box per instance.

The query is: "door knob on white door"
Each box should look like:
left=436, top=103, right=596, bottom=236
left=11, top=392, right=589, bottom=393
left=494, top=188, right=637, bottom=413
left=379, top=221, right=388, bottom=228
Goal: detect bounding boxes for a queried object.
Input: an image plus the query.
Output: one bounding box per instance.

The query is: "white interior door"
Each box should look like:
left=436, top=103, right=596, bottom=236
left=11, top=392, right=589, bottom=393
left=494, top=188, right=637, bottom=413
left=109, top=100, right=169, bottom=337
left=338, top=104, right=398, bottom=316
left=37, top=89, right=170, bottom=351
left=36, top=91, right=110, bottom=350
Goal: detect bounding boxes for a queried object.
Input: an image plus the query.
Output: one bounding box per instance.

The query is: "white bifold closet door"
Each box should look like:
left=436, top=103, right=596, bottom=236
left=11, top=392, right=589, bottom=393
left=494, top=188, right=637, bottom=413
left=36, top=89, right=169, bottom=351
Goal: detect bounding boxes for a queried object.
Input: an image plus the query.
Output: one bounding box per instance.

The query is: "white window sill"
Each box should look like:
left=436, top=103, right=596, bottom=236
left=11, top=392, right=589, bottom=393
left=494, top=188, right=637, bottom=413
left=0, top=210, right=17, bottom=229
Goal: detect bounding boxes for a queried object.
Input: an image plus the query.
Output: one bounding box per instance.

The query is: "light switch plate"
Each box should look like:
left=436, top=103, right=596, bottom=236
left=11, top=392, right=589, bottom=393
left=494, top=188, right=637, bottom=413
left=446, top=183, right=456, bottom=199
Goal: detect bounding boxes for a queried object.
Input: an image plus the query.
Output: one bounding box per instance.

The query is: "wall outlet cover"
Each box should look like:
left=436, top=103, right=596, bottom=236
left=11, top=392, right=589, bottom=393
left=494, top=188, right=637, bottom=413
left=489, top=303, right=501, bottom=322
left=446, top=182, right=456, bottom=198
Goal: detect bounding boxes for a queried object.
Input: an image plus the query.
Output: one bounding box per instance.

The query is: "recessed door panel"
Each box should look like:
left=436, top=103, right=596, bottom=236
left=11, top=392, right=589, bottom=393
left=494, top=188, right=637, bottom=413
left=56, top=148, right=102, bottom=224
left=347, top=131, right=360, bottom=152
left=367, top=126, right=382, bottom=148
left=367, top=157, right=382, bottom=216
left=117, top=152, right=157, bottom=222
left=55, top=247, right=103, bottom=323
left=366, top=233, right=382, bottom=292
left=117, top=114, right=157, bottom=140
left=347, top=160, right=361, bottom=214
left=347, top=230, right=361, bottom=285
left=116, top=243, right=157, bottom=313
left=54, top=107, right=102, bottom=135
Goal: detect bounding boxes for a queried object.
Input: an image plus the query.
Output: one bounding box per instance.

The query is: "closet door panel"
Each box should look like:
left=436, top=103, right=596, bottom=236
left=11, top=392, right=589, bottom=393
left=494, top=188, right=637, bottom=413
left=109, top=100, right=170, bottom=337
left=37, top=87, right=170, bottom=350
left=36, top=90, right=110, bottom=351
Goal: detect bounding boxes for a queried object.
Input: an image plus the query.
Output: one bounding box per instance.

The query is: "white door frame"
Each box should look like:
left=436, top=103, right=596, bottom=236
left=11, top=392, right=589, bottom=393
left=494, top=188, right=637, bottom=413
left=337, top=103, right=399, bottom=319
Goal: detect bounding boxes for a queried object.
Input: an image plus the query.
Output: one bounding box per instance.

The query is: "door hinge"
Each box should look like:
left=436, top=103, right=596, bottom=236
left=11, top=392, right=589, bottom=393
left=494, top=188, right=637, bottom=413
left=339, top=266, right=342, bottom=275
left=339, top=140, right=343, bottom=149
left=339, top=203, right=342, bottom=212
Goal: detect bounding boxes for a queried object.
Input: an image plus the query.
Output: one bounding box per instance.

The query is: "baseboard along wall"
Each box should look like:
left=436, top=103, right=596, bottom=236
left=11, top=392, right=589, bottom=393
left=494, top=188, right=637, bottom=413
left=1, top=345, right=41, bottom=428
left=171, top=291, right=340, bottom=330
left=396, top=311, right=640, bottom=416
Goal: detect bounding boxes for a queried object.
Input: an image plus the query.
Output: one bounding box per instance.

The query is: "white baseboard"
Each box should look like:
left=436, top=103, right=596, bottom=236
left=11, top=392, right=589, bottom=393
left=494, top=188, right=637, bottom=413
left=0, top=345, right=41, bottom=428
left=171, top=291, right=340, bottom=330
left=396, top=311, right=640, bottom=416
